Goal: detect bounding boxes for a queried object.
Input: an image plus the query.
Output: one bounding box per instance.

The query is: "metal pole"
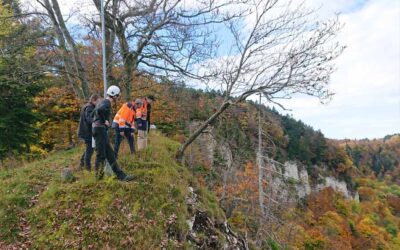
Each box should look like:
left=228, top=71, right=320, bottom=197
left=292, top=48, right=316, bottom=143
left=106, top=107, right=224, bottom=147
left=257, top=92, right=264, bottom=217
left=101, top=0, right=107, bottom=97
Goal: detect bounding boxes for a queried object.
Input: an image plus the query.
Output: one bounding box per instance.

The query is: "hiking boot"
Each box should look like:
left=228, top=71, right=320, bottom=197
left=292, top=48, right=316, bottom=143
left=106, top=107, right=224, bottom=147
left=95, top=163, right=104, bottom=180
left=97, top=168, right=104, bottom=180
left=85, top=165, right=91, bottom=172
left=121, top=175, right=134, bottom=182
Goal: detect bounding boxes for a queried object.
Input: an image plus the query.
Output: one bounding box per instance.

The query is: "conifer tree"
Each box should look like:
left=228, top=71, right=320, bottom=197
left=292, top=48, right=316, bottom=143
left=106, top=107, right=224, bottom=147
left=0, top=3, right=43, bottom=161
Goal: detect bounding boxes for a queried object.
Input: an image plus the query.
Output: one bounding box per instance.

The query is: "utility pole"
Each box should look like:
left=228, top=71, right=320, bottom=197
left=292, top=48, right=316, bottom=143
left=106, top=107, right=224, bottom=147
left=101, top=0, right=107, bottom=97
left=257, top=92, right=264, bottom=217
left=100, top=0, right=112, bottom=175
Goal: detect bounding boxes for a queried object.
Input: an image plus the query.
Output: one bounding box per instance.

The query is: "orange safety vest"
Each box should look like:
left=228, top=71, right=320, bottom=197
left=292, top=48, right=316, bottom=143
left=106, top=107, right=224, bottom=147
left=135, top=99, right=148, bottom=120
left=113, top=102, right=136, bottom=128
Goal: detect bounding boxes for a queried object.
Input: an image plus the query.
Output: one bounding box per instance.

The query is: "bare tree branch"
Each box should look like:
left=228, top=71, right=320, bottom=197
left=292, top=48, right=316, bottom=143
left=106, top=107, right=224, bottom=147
left=176, top=0, right=344, bottom=161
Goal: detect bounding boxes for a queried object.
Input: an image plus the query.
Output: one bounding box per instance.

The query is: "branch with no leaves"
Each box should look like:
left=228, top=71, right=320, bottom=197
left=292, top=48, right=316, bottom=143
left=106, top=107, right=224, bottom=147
left=176, top=0, right=344, bottom=161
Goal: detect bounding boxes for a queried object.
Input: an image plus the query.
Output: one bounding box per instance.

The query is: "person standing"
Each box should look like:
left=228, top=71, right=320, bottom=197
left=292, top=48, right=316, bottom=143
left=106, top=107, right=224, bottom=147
left=135, top=95, right=155, bottom=151
left=145, top=95, right=155, bottom=134
left=92, top=85, right=133, bottom=181
left=78, top=94, right=99, bottom=171
left=112, top=99, right=141, bottom=157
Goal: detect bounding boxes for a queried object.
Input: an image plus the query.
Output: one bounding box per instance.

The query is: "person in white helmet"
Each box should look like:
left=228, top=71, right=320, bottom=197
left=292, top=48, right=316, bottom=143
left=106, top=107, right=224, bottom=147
left=92, top=85, right=133, bottom=181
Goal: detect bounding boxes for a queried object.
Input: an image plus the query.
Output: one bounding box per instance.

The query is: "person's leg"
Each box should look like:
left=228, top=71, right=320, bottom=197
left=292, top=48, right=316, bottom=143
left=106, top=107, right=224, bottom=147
left=124, top=128, right=135, bottom=154
left=143, top=130, right=148, bottom=148
left=137, top=129, right=146, bottom=151
left=79, top=150, right=85, bottom=169
left=113, top=127, right=123, bottom=158
left=84, top=138, right=93, bottom=171
left=104, top=137, right=127, bottom=180
left=138, top=130, right=148, bottom=150
left=93, top=127, right=106, bottom=180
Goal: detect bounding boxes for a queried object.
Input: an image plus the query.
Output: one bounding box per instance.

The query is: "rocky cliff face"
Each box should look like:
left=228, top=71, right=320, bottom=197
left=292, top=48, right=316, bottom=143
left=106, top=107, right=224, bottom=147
left=268, top=161, right=358, bottom=201
left=187, top=121, right=233, bottom=174
left=185, top=187, right=248, bottom=249
left=189, top=123, right=358, bottom=203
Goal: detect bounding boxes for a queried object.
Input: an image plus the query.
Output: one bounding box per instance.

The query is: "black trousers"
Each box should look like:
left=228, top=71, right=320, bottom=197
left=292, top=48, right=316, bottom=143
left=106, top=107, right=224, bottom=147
left=114, top=127, right=135, bottom=157
left=92, top=126, right=126, bottom=180
left=79, top=137, right=93, bottom=170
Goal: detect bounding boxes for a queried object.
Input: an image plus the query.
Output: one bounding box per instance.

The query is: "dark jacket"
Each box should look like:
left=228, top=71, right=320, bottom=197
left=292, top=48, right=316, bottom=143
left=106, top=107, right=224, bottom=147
left=78, top=102, right=95, bottom=139
left=146, top=102, right=152, bottom=132
left=93, top=99, right=112, bottom=127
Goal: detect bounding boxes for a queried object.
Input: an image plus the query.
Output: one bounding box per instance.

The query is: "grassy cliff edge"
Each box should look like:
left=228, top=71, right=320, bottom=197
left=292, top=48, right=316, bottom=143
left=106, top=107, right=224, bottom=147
left=0, top=131, right=234, bottom=249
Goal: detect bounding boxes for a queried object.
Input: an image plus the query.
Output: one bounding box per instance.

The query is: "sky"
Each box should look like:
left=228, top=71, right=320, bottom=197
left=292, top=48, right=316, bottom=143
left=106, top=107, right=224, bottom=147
left=23, top=0, right=400, bottom=140
left=276, top=0, right=400, bottom=139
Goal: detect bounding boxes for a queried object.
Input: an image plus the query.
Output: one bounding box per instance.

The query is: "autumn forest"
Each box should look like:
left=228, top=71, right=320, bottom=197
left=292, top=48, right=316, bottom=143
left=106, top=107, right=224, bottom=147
left=0, top=0, right=399, bottom=249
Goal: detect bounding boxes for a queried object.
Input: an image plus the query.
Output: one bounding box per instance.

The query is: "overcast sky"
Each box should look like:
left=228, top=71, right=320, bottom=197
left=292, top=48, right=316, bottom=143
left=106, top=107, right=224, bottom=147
left=23, top=0, right=400, bottom=140
left=277, top=0, right=400, bottom=139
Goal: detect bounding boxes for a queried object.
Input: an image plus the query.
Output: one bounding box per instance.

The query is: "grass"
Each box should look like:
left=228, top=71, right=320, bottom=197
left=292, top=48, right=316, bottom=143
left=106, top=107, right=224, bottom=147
left=0, top=131, right=226, bottom=249
left=0, top=148, right=80, bottom=244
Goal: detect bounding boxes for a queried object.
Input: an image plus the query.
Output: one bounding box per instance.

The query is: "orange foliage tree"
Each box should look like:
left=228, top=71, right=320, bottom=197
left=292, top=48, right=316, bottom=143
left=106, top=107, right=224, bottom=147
left=287, top=178, right=400, bottom=250
left=34, top=86, right=81, bottom=150
left=216, top=162, right=262, bottom=233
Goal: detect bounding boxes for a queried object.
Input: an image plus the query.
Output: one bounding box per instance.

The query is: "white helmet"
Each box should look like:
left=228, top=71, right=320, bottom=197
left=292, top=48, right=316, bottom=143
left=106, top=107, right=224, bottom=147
left=106, top=85, right=120, bottom=97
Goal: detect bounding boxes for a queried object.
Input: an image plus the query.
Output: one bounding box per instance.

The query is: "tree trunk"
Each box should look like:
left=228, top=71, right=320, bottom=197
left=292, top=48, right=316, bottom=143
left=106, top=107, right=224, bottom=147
left=176, top=101, right=231, bottom=162
left=50, top=0, right=90, bottom=99
left=115, top=19, right=135, bottom=101
left=67, top=121, right=74, bottom=148
left=105, top=23, right=115, bottom=86
left=42, top=0, right=84, bottom=99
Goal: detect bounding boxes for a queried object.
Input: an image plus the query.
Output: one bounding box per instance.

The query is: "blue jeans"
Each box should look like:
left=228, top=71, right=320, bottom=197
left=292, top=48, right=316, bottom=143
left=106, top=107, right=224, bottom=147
left=114, top=127, right=135, bottom=158
left=80, top=137, right=94, bottom=170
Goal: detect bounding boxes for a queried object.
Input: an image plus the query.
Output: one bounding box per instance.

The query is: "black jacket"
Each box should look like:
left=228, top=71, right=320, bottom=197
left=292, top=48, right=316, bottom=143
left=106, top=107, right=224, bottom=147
left=93, top=99, right=112, bottom=127
left=146, top=102, right=152, bottom=132
left=78, top=102, right=95, bottom=139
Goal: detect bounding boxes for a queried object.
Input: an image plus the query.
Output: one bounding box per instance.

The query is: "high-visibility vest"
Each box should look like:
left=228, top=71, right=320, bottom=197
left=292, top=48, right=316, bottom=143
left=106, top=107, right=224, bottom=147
left=113, top=102, right=136, bottom=128
left=135, top=99, right=148, bottom=120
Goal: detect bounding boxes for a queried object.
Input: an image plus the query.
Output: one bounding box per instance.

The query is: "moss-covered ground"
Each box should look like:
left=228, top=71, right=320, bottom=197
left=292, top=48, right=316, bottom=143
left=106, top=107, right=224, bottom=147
left=0, top=131, right=224, bottom=249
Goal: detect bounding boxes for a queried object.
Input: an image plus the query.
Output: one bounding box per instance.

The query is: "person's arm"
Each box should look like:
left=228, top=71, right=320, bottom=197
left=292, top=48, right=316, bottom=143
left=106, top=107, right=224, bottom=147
left=84, top=105, right=95, bottom=124
left=96, top=100, right=111, bottom=125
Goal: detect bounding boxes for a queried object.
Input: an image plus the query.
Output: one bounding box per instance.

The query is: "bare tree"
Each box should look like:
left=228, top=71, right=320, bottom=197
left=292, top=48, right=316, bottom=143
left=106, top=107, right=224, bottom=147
left=26, top=0, right=246, bottom=100
left=36, top=0, right=90, bottom=99
left=176, top=0, right=344, bottom=161
left=90, top=0, right=245, bottom=100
